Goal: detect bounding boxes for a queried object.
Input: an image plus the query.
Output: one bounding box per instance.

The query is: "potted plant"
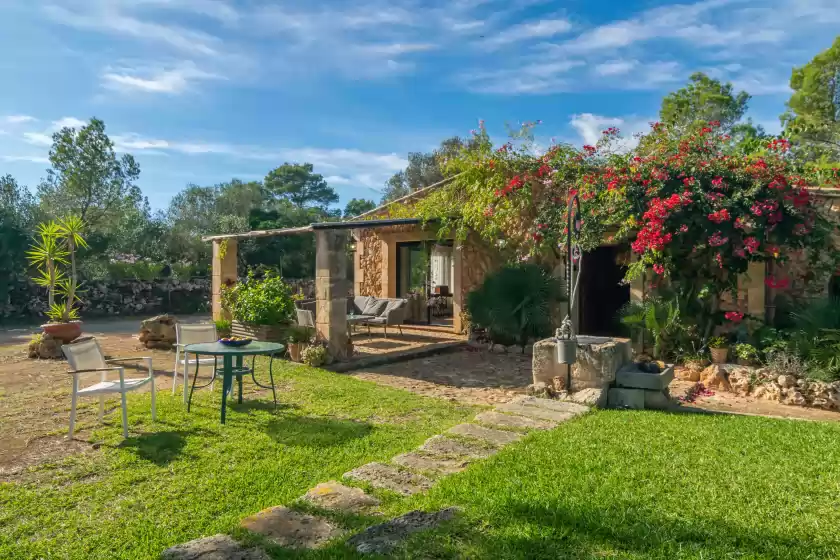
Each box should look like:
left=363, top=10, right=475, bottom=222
left=214, top=319, right=232, bottom=338
left=228, top=272, right=295, bottom=343
left=287, top=325, right=312, bottom=362
left=734, top=343, right=759, bottom=366
left=708, top=336, right=729, bottom=364
left=26, top=217, right=88, bottom=343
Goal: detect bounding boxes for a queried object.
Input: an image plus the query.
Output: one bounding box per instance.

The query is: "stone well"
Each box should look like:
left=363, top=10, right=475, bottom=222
left=532, top=336, right=632, bottom=393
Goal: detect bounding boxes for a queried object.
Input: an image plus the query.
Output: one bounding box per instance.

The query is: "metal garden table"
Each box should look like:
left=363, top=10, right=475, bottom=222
left=184, top=341, right=284, bottom=424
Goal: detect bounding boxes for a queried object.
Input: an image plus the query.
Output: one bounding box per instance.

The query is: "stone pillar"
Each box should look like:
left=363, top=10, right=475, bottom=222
left=382, top=238, right=397, bottom=299
left=452, top=240, right=465, bottom=334
left=745, top=261, right=766, bottom=321
left=316, top=229, right=350, bottom=360
left=211, top=239, right=238, bottom=320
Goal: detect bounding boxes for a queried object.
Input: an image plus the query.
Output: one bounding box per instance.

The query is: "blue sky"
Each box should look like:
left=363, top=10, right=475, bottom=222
left=0, top=0, right=838, bottom=211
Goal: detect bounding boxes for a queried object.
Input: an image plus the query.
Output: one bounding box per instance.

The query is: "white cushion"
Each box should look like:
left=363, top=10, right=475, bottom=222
left=362, top=298, right=389, bottom=316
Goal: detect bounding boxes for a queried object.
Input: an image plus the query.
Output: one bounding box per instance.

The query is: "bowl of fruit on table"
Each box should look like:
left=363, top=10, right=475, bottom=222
left=219, top=336, right=253, bottom=347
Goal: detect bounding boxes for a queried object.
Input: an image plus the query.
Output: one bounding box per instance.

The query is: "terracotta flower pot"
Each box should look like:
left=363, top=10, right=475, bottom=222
left=42, top=321, right=83, bottom=344
left=288, top=343, right=303, bottom=362
left=710, top=347, right=729, bottom=364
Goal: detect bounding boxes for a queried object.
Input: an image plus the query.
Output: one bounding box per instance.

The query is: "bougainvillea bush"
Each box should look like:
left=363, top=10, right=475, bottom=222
left=574, top=122, right=839, bottom=340
left=407, top=120, right=839, bottom=345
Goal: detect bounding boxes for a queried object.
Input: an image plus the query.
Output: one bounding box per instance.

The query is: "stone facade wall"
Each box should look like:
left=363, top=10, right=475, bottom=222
left=459, top=235, right=502, bottom=312
left=357, top=228, right=383, bottom=297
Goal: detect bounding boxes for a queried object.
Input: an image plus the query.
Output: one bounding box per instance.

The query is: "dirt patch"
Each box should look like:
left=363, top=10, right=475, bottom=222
left=351, top=347, right=532, bottom=406
left=669, top=379, right=840, bottom=422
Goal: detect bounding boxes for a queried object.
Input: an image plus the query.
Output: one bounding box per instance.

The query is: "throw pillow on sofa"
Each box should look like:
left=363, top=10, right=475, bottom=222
left=380, top=299, right=405, bottom=317
left=362, top=298, right=389, bottom=317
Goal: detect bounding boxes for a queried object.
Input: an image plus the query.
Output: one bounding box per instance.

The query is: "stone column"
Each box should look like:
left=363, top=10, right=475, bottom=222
left=452, top=239, right=465, bottom=334
left=316, top=229, right=350, bottom=360
left=382, top=237, right=397, bottom=299
left=745, top=261, right=766, bottom=321
left=211, top=239, right=238, bottom=320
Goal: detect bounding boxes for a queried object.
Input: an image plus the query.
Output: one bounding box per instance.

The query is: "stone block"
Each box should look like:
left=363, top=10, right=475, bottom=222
left=615, top=364, right=675, bottom=391
left=419, top=435, right=495, bottom=460
left=163, top=535, right=269, bottom=560
left=474, top=411, right=556, bottom=431
left=392, top=452, right=469, bottom=476
left=346, top=508, right=460, bottom=555
left=447, top=423, right=524, bottom=446
left=344, top=462, right=432, bottom=496
left=532, top=336, right=631, bottom=391
left=240, top=506, right=342, bottom=549
left=643, top=390, right=672, bottom=410
left=495, top=402, right=577, bottom=423
left=608, top=387, right=645, bottom=409
left=558, top=387, right=609, bottom=408
left=301, top=481, right=380, bottom=514
left=514, top=396, right=590, bottom=416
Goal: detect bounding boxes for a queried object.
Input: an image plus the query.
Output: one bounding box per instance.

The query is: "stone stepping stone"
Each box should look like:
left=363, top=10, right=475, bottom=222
left=392, top=451, right=470, bottom=477
left=162, top=535, right=269, bottom=560
left=420, top=435, right=496, bottom=460
left=514, top=396, right=590, bottom=415
left=346, top=507, right=460, bottom=555
left=447, top=423, right=524, bottom=447
left=344, top=462, right=433, bottom=496
left=474, top=410, right=557, bottom=431
left=495, top=402, right=578, bottom=423
left=301, top=481, right=380, bottom=514
left=240, top=506, right=343, bottom=549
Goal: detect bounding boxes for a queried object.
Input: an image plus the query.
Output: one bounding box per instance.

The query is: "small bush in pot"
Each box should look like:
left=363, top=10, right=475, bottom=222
left=301, top=343, right=327, bottom=367
left=214, top=319, right=232, bottom=338
left=708, top=336, right=729, bottom=364
left=287, top=326, right=313, bottom=362
left=734, top=343, right=759, bottom=366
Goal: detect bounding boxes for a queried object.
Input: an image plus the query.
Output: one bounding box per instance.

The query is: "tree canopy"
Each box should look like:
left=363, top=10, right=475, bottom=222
left=381, top=136, right=466, bottom=203
left=263, top=163, right=338, bottom=208
left=783, top=36, right=840, bottom=163
left=660, top=72, right=750, bottom=131
left=37, top=118, right=142, bottom=230
left=343, top=198, right=376, bottom=218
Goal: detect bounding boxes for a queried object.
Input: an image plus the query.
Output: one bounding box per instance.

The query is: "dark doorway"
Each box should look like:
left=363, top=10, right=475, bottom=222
left=396, top=241, right=428, bottom=298
left=578, top=246, right=630, bottom=336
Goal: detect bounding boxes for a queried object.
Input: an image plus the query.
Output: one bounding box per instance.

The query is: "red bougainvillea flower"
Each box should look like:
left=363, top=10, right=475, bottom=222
left=766, top=245, right=781, bottom=258
left=488, top=160, right=495, bottom=169
left=708, top=208, right=730, bottom=223
left=532, top=232, right=543, bottom=242
left=744, top=237, right=760, bottom=254
left=679, top=224, right=689, bottom=233
left=767, top=138, right=790, bottom=152
left=708, top=232, right=728, bottom=247
left=537, top=164, right=551, bottom=177
left=653, top=263, right=665, bottom=275
left=711, top=176, right=725, bottom=188
left=765, top=276, right=790, bottom=289
left=583, top=145, right=597, bottom=155
left=715, top=253, right=724, bottom=268
left=724, top=311, right=744, bottom=322
left=483, top=207, right=494, bottom=217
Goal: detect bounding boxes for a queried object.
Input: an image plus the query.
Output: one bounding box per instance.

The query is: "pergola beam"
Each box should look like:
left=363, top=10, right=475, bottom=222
left=202, top=225, right=314, bottom=242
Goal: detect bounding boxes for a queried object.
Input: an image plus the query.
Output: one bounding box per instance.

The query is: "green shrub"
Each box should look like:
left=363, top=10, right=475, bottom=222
left=790, top=297, right=840, bottom=381
left=708, top=336, right=728, bottom=349
left=466, top=264, right=564, bottom=351
left=301, top=344, right=327, bottom=367
left=619, top=297, right=687, bottom=360
left=734, top=343, right=759, bottom=362
left=230, top=272, right=295, bottom=326
left=288, top=325, right=313, bottom=344
left=214, top=319, right=232, bottom=336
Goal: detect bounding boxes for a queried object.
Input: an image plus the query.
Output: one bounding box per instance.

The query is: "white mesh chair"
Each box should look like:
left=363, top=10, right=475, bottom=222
left=62, top=338, right=155, bottom=438
left=296, top=309, right=315, bottom=329
left=174, top=323, right=218, bottom=404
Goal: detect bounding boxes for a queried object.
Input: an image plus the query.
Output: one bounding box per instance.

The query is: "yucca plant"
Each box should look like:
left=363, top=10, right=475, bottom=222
left=26, top=216, right=87, bottom=323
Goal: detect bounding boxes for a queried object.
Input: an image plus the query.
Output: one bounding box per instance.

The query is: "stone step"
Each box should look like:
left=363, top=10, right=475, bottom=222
left=162, top=535, right=269, bottom=560
left=344, top=462, right=433, bottom=496
left=447, top=423, right=524, bottom=447
left=346, top=507, right=460, bottom=555
left=240, top=506, right=343, bottom=549
left=474, top=411, right=557, bottom=431
left=495, top=402, right=578, bottom=423
left=419, top=435, right=497, bottom=460
left=513, top=396, right=590, bottom=415
left=392, top=451, right=470, bottom=477
left=301, top=481, right=381, bottom=514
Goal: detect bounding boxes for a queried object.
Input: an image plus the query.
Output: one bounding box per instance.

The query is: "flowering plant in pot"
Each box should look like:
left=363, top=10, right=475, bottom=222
left=734, top=343, right=759, bottom=366
left=26, top=216, right=87, bottom=343
left=708, top=336, right=729, bottom=364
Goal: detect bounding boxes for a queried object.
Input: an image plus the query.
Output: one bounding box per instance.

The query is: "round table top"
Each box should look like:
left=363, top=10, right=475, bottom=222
left=184, top=341, right=285, bottom=356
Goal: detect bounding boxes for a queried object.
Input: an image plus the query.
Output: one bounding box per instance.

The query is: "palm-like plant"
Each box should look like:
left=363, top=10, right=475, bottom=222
left=26, top=216, right=87, bottom=323
left=619, top=297, right=682, bottom=360
left=790, top=298, right=840, bottom=379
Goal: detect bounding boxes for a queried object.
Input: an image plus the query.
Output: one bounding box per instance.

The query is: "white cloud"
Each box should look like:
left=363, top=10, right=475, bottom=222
left=570, top=113, right=653, bottom=150
left=480, top=18, right=573, bottom=48
left=594, top=59, right=638, bottom=76
left=2, top=115, right=37, bottom=124
left=130, top=0, right=239, bottom=24
left=102, top=63, right=222, bottom=94
left=0, top=155, right=50, bottom=164
left=52, top=117, right=86, bottom=129
left=462, top=60, right=583, bottom=94
left=43, top=4, right=221, bottom=55
left=23, top=132, right=53, bottom=147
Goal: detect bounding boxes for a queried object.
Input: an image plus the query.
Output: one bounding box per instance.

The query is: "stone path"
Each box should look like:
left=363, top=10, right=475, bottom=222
left=162, top=397, right=591, bottom=558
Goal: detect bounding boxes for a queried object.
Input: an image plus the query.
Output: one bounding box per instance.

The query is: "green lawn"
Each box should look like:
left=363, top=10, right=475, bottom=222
left=0, top=361, right=476, bottom=559
left=389, top=411, right=840, bottom=560
left=4, top=369, right=840, bottom=560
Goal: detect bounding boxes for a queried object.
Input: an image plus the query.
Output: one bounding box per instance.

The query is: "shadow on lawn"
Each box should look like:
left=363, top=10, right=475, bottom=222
left=265, top=415, right=372, bottom=448
left=374, top=499, right=825, bottom=559
left=118, top=428, right=211, bottom=466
